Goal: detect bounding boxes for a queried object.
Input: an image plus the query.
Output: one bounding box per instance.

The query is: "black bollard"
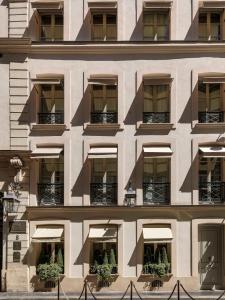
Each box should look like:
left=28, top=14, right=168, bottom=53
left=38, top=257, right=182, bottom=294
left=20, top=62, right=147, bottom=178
left=177, top=280, right=180, bottom=300
left=130, top=281, right=133, bottom=300
left=84, top=280, right=88, bottom=300
left=57, top=278, right=60, bottom=300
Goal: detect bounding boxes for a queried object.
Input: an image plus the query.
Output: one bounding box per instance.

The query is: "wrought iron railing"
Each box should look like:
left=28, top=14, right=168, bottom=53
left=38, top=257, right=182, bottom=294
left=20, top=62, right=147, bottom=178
left=143, top=182, right=170, bottom=205
left=91, top=112, right=117, bottom=124
left=198, top=111, right=224, bottom=123
left=38, top=183, right=64, bottom=206
left=38, top=113, right=64, bottom=124
left=143, top=112, right=170, bottom=123
left=199, top=181, right=225, bottom=203
left=90, top=183, right=117, bottom=205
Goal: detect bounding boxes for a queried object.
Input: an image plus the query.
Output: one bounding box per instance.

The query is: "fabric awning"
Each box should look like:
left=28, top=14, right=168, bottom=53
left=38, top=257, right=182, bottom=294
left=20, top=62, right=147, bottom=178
left=143, top=147, right=172, bottom=157
left=32, top=75, right=64, bottom=85
left=199, top=146, right=225, bottom=157
left=88, top=147, right=117, bottom=159
left=143, top=227, right=173, bottom=241
left=32, top=227, right=64, bottom=243
left=31, top=0, right=64, bottom=9
left=199, top=0, right=225, bottom=9
left=31, top=147, right=63, bottom=159
left=143, top=74, right=172, bottom=85
left=88, top=0, right=117, bottom=9
left=89, top=227, right=117, bottom=239
left=88, top=75, right=118, bottom=86
left=143, top=0, right=172, bottom=9
left=200, top=76, right=225, bottom=84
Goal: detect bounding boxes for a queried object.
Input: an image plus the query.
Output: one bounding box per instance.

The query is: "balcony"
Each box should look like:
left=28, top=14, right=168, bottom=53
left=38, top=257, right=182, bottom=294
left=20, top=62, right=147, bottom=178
left=143, top=112, right=170, bottom=123
left=38, top=183, right=64, bottom=206
left=38, top=113, right=64, bottom=124
left=199, top=181, right=225, bottom=204
left=143, top=182, right=170, bottom=205
left=90, top=183, right=117, bottom=206
left=91, top=112, right=117, bottom=124
left=198, top=112, right=224, bottom=123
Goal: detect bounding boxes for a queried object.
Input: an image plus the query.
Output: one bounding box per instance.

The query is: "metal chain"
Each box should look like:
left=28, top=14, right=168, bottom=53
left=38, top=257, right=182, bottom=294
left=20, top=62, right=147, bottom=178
left=133, top=282, right=144, bottom=300
left=87, top=282, right=98, bottom=300
left=180, top=283, right=196, bottom=300
left=167, top=282, right=177, bottom=300
left=119, top=282, right=131, bottom=300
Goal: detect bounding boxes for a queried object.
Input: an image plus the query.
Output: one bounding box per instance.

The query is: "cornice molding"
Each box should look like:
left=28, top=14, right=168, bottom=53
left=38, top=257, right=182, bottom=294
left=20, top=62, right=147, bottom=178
left=1, top=39, right=225, bottom=55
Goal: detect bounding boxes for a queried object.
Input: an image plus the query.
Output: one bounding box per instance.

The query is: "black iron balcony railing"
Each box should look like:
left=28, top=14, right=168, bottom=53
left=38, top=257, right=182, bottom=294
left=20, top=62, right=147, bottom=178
left=91, top=112, right=118, bottom=124
left=90, top=183, right=117, bottom=205
left=143, top=112, right=170, bottom=123
left=38, top=183, right=64, bottom=206
left=143, top=182, right=170, bottom=205
left=198, top=111, right=224, bottom=123
left=199, top=181, right=225, bottom=203
left=38, top=113, right=64, bottom=124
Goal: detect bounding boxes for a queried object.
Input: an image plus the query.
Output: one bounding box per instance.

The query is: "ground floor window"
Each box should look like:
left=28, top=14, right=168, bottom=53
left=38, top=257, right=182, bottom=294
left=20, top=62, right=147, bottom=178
left=90, top=241, right=117, bottom=274
left=143, top=243, right=171, bottom=276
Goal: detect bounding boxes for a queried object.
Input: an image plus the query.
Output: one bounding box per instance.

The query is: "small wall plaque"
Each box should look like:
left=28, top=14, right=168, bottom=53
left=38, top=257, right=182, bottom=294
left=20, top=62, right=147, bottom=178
left=13, top=241, right=21, bottom=251
left=13, top=251, right=20, bottom=263
left=9, top=221, right=26, bottom=234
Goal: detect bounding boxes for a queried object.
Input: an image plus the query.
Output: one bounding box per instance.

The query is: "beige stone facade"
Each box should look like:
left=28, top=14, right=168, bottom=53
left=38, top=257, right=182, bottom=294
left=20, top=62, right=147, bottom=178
left=1, top=0, right=225, bottom=293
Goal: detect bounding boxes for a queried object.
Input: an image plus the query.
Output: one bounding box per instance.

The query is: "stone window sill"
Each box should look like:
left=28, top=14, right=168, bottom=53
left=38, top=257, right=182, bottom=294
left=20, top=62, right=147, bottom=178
left=84, top=123, right=123, bottom=131
left=195, top=122, right=225, bottom=130
left=137, top=123, right=174, bottom=130
left=31, top=124, right=67, bottom=131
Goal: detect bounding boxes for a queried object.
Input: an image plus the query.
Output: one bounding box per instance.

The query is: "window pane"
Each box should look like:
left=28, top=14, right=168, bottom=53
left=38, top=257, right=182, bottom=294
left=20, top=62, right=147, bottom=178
left=209, top=84, right=221, bottom=111
left=144, top=85, right=154, bottom=111
left=156, top=85, right=169, bottom=111
left=144, top=13, right=154, bottom=25
left=106, top=24, right=117, bottom=40
left=93, top=85, right=104, bottom=112
left=157, top=25, right=169, bottom=40
left=211, top=14, right=220, bottom=40
left=199, top=13, right=208, bottom=40
left=106, top=14, right=117, bottom=25
left=93, top=14, right=103, bottom=24
left=106, top=86, right=117, bottom=112
left=55, top=14, right=63, bottom=25
left=144, top=26, right=155, bottom=39
left=41, top=15, right=51, bottom=25
left=198, top=82, right=207, bottom=111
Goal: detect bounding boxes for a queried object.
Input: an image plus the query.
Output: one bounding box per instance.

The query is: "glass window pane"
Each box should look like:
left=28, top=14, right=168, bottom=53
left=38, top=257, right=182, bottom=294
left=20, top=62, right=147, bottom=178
left=198, top=82, right=207, bottom=111
left=209, top=84, right=221, bottom=111
left=93, top=14, right=103, bottom=24
left=199, top=13, right=208, bottom=40
left=144, top=13, right=154, bottom=25
left=93, top=25, right=104, bottom=40
left=106, top=24, right=117, bottom=40
left=144, top=26, right=155, bottom=39
left=106, top=14, right=117, bottom=24
left=41, top=15, right=51, bottom=25
left=144, top=85, right=154, bottom=112
left=55, top=14, right=63, bottom=25
left=210, top=14, right=220, bottom=40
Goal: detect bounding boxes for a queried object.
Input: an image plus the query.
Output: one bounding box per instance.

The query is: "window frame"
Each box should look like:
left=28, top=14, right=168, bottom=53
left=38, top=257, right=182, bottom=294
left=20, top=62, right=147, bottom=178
left=91, top=11, right=117, bottom=41
left=40, top=11, right=64, bottom=41
left=198, top=10, right=222, bottom=41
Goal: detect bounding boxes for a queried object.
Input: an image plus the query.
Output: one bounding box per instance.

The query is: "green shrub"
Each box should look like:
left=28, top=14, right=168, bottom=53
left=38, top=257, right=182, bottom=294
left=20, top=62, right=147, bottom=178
left=57, top=248, right=64, bottom=270
left=109, top=248, right=116, bottom=267
left=103, top=251, right=109, bottom=265
left=95, top=264, right=112, bottom=285
left=37, top=263, right=62, bottom=282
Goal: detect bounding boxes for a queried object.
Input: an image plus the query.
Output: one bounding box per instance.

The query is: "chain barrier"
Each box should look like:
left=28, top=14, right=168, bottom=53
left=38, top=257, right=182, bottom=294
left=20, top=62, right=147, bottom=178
left=57, top=278, right=225, bottom=300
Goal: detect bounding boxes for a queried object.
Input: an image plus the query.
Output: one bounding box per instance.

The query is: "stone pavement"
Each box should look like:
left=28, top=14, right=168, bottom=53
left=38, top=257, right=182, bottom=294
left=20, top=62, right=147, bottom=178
left=0, top=290, right=225, bottom=300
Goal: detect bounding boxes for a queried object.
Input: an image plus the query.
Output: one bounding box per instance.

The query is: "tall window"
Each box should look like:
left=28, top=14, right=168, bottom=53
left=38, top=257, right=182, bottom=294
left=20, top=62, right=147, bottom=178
left=92, top=13, right=117, bottom=41
left=198, top=82, right=223, bottom=123
left=91, top=158, right=117, bottom=205
left=38, top=157, right=64, bottom=205
left=143, top=84, right=170, bottom=123
left=199, top=12, right=221, bottom=41
left=143, top=158, right=170, bottom=204
left=91, top=85, right=117, bottom=124
left=40, top=13, right=63, bottom=41
left=199, top=157, right=224, bottom=203
left=143, top=11, right=169, bottom=40
left=39, top=84, right=64, bottom=124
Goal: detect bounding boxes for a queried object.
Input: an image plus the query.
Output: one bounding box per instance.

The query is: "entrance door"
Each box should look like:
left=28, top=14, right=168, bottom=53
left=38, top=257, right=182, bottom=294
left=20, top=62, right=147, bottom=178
left=199, top=225, right=223, bottom=289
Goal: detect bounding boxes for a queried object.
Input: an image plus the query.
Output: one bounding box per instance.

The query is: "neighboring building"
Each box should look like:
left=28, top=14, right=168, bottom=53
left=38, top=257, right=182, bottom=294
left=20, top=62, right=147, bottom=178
left=1, top=0, right=225, bottom=293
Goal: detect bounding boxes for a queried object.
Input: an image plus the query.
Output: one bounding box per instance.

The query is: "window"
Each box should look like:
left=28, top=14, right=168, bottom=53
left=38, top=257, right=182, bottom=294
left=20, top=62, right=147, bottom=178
left=91, top=85, right=117, bottom=124
left=143, top=11, right=169, bottom=40
left=199, top=12, right=221, bottom=41
left=198, top=82, right=223, bottom=123
left=92, top=13, right=117, bottom=40
left=143, top=158, right=170, bottom=204
left=90, top=158, right=117, bottom=205
left=40, top=13, right=63, bottom=41
left=143, top=242, right=171, bottom=275
left=39, top=83, right=64, bottom=124
left=143, top=84, right=170, bottom=123
left=199, top=157, right=225, bottom=203
left=38, top=156, right=64, bottom=205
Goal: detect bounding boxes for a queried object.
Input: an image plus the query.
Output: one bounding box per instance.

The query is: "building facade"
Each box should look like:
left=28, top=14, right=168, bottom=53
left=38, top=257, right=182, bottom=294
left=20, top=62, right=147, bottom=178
left=1, top=0, right=225, bottom=293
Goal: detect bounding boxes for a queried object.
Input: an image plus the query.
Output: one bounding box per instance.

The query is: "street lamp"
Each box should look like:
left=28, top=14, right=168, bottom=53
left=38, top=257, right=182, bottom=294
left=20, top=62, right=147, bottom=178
left=125, top=182, right=136, bottom=207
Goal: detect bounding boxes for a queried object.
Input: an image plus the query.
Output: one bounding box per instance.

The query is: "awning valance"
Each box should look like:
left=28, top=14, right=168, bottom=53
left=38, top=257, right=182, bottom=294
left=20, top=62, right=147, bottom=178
left=88, top=75, right=118, bottom=86
left=32, top=227, right=64, bottom=243
left=143, top=227, right=173, bottom=241
left=199, top=146, right=225, bottom=157
left=31, top=0, right=63, bottom=10
left=88, top=0, right=117, bottom=9
left=32, top=74, right=64, bottom=85
left=143, top=147, right=172, bottom=157
left=31, top=147, right=63, bottom=159
left=143, top=0, right=172, bottom=9
left=89, top=227, right=117, bottom=239
left=88, top=147, right=117, bottom=159
left=143, top=74, right=172, bottom=85
left=199, top=0, right=225, bottom=9
left=199, top=76, right=225, bottom=84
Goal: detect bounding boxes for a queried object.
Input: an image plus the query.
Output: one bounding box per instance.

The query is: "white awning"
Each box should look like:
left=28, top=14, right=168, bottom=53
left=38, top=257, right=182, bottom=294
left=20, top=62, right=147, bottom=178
left=31, top=147, right=63, bottom=159
left=143, top=74, right=172, bottom=85
left=88, top=147, right=117, bottom=159
left=88, top=0, right=117, bottom=9
left=88, top=75, right=118, bottom=86
left=32, top=227, right=64, bottom=243
left=199, top=0, right=225, bottom=9
left=199, top=146, right=225, bottom=157
left=201, top=76, right=225, bottom=84
left=143, top=147, right=172, bottom=157
left=32, top=78, right=62, bottom=85
left=89, top=227, right=117, bottom=239
left=143, top=0, right=172, bottom=9
left=143, top=227, right=173, bottom=241
left=31, top=0, right=64, bottom=10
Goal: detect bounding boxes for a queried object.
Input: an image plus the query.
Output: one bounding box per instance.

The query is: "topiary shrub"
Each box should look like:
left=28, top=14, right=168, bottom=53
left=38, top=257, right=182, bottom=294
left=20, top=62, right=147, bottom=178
left=56, top=248, right=64, bottom=271
left=161, top=247, right=170, bottom=274
left=37, top=263, right=62, bottom=282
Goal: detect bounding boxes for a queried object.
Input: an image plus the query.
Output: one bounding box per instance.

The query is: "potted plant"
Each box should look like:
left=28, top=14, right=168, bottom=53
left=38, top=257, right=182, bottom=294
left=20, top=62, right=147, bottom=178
left=109, top=248, right=117, bottom=274
left=37, top=262, right=62, bottom=288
